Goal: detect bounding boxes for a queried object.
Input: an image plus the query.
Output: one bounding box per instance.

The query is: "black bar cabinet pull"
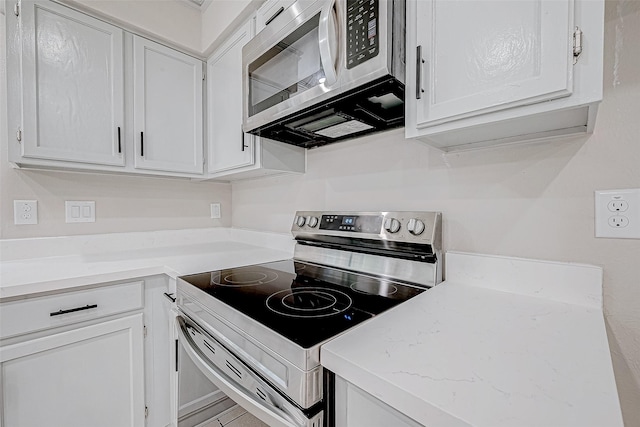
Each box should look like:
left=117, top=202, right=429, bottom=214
left=175, top=339, right=179, bottom=372
left=163, top=292, right=176, bottom=303
left=241, top=127, right=247, bottom=151
left=117, top=127, right=121, bottom=153
left=265, top=6, right=285, bottom=26
left=416, top=45, right=424, bottom=100
left=50, top=304, right=98, bottom=317
left=140, top=131, right=144, bottom=156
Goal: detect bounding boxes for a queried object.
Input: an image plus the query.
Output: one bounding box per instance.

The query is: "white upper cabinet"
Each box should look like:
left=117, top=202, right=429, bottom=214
left=206, top=17, right=305, bottom=181
left=255, top=0, right=297, bottom=33
left=405, top=0, right=604, bottom=151
left=133, top=37, right=204, bottom=175
left=18, top=0, right=125, bottom=166
left=6, top=1, right=206, bottom=178
left=208, top=20, right=254, bottom=173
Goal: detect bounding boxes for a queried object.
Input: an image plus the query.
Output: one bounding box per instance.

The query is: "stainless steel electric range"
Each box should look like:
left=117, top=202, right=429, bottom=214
left=176, top=211, right=442, bottom=427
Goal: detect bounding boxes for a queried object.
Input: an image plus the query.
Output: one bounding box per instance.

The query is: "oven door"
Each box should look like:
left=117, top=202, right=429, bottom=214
left=243, top=0, right=340, bottom=132
left=176, top=315, right=323, bottom=427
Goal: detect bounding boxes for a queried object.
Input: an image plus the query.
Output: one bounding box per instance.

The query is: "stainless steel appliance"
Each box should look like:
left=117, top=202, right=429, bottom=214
left=176, top=211, right=441, bottom=427
left=242, top=0, right=406, bottom=149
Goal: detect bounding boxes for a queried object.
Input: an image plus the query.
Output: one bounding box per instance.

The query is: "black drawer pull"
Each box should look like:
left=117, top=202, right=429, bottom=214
left=117, top=127, right=121, bottom=153
left=140, top=131, right=144, bottom=156
left=50, top=304, right=98, bottom=317
left=163, top=292, right=176, bottom=303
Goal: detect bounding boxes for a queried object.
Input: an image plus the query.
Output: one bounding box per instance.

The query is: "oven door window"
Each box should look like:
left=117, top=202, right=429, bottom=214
left=248, top=12, right=328, bottom=117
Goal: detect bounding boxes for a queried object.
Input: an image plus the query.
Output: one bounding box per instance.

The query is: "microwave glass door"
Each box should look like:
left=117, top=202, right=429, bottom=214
left=248, top=13, right=326, bottom=117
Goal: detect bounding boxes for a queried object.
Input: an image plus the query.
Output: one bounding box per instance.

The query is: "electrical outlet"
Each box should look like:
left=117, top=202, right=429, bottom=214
left=14, top=200, right=38, bottom=225
left=65, top=201, right=96, bottom=223
left=595, top=189, right=640, bottom=239
left=211, top=203, right=221, bottom=219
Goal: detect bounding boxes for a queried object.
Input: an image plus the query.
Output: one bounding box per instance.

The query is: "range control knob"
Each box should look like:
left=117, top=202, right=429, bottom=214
left=306, top=216, right=319, bottom=228
left=407, top=218, right=426, bottom=236
left=295, top=216, right=306, bottom=227
left=384, top=217, right=401, bottom=234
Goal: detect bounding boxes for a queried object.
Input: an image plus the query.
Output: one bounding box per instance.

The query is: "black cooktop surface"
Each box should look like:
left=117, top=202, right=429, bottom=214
left=179, top=260, right=426, bottom=348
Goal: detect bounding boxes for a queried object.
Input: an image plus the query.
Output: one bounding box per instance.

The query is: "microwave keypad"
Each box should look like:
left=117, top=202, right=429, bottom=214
left=346, top=0, right=379, bottom=69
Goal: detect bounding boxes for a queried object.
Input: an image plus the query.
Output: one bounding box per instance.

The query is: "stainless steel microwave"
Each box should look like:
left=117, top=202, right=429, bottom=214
left=242, top=0, right=405, bottom=149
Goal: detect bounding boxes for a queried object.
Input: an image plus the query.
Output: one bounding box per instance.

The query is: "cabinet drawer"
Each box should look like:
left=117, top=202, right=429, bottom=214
left=0, top=281, right=144, bottom=339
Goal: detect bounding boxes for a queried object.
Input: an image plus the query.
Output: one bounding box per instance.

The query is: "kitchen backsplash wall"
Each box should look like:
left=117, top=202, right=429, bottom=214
left=231, top=1, right=640, bottom=425
left=0, top=15, right=231, bottom=239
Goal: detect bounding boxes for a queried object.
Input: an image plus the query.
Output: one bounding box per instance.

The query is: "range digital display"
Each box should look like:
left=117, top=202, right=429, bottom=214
left=320, top=214, right=383, bottom=233
left=342, top=216, right=356, bottom=225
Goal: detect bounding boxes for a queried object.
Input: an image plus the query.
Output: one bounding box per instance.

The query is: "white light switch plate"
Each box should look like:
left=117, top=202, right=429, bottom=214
left=65, top=201, right=96, bottom=223
left=14, top=200, right=38, bottom=225
left=595, top=189, right=640, bottom=239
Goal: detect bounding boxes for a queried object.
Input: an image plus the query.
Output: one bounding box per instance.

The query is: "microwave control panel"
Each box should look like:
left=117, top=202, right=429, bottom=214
left=346, top=0, right=379, bottom=69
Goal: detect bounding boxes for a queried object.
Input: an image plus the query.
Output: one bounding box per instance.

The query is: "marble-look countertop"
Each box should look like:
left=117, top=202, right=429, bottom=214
left=321, top=252, right=623, bottom=427
left=1, top=232, right=623, bottom=426
left=0, top=228, right=294, bottom=300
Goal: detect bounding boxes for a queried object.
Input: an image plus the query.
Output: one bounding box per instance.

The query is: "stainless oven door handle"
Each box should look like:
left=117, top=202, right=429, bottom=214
left=318, top=0, right=338, bottom=86
left=176, top=316, right=304, bottom=427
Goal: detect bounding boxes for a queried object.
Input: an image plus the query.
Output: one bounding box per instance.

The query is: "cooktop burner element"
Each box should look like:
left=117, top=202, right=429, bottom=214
left=210, top=270, right=279, bottom=287
left=350, top=280, right=398, bottom=296
left=267, top=287, right=353, bottom=318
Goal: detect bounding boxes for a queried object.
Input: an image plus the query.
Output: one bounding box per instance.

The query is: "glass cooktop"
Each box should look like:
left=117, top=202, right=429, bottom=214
left=179, top=260, right=426, bottom=349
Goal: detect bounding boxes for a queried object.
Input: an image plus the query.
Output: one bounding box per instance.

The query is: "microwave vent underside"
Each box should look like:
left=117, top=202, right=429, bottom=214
left=249, top=76, right=405, bottom=149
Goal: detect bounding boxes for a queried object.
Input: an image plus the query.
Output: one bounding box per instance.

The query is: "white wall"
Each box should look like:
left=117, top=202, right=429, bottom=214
left=0, top=7, right=231, bottom=239
left=62, top=0, right=203, bottom=53
left=201, top=0, right=255, bottom=55
left=231, top=1, right=640, bottom=425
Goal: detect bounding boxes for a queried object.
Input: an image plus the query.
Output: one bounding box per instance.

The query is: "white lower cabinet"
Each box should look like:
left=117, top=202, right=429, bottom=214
left=0, top=276, right=178, bottom=427
left=143, top=276, right=175, bottom=427
left=0, top=314, right=146, bottom=427
left=334, top=375, right=422, bottom=427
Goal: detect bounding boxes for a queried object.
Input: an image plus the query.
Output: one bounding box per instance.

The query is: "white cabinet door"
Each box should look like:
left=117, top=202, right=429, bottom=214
left=133, top=37, right=204, bottom=175
left=207, top=20, right=255, bottom=173
left=334, top=375, right=423, bottom=427
left=0, top=314, right=145, bottom=427
left=255, top=0, right=296, bottom=33
left=411, top=0, right=574, bottom=127
left=19, top=0, right=125, bottom=166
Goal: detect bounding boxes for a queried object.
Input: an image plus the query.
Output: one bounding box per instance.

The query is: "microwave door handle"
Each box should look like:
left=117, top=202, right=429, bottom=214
left=318, top=0, right=338, bottom=86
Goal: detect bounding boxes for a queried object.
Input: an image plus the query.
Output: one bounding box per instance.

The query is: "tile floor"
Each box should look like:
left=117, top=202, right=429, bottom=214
left=198, top=405, right=269, bottom=427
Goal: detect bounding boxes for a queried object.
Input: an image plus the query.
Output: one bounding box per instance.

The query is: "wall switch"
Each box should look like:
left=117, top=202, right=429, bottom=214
left=595, top=189, right=640, bottom=239
left=65, top=201, right=96, bottom=223
left=14, top=200, right=38, bottom=225
left=211, top=203, right=221, bottom=219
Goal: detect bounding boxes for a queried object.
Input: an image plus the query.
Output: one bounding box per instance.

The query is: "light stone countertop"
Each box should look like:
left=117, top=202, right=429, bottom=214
left=321, top=252, right=623, bottom=427
left=0, top=227, right=294, bottom=300
left=0, top=232, right=623, bottom=427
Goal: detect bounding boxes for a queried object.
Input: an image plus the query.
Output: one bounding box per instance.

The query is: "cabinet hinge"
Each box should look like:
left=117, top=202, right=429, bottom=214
left=573, top=26, right=583, bottom=64
left=202, top=62, right=206, bottom=81
left=16, top=128, right=22, bottom=142
left=14, top=2, right=19, bottom=17
left=145, top=406, right=149, bottom=418
left=143, top=325, right=147, bottom=338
